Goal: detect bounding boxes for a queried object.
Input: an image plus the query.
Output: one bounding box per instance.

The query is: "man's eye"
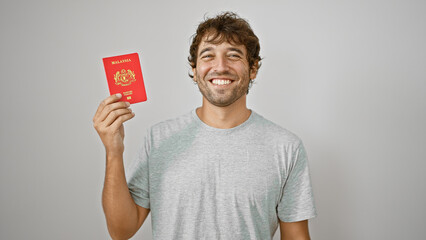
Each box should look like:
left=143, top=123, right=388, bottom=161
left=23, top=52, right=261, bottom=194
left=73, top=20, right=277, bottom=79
left=229, top=54, right=241, bottom=59
left=201, top=54, right=213, bottom=59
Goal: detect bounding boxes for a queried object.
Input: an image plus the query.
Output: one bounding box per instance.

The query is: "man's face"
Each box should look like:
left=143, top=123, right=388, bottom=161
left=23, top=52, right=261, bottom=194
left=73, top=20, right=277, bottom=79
left=192, top=36, right=257, bottom=107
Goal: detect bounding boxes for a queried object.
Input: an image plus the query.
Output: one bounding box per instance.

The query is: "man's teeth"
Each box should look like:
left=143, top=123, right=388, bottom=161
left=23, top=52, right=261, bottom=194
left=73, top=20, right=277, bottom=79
left=212, top=79, right=232, bottom=85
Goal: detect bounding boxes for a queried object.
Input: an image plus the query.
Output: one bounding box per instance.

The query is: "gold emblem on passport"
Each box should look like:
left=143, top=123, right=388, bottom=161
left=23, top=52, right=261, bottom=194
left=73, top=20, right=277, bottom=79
left=114, top=69, right=136, bottom=86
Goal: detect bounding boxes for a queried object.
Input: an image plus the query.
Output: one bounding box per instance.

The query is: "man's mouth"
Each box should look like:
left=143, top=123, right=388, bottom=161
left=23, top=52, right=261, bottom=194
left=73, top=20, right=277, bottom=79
left=210, top=79, right=233, bottom=85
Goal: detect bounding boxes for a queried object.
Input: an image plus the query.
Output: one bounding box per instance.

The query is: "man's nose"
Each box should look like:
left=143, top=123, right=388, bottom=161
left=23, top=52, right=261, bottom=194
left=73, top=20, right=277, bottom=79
left=213, top=56, right=230, bottom=72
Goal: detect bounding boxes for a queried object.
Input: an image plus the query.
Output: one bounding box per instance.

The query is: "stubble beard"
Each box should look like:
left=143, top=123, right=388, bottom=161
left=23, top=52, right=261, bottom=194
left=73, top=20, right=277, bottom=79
left=195, top=71, right=250, bottom=107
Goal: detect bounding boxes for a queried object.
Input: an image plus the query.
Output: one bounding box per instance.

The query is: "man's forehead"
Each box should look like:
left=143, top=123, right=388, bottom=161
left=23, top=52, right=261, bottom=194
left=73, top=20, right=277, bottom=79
left=198, top=34, right=246, bottom=53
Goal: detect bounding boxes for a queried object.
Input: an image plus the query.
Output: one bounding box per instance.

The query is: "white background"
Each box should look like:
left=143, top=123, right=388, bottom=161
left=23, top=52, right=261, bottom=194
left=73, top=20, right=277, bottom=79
left=1, top=0, right=425, bottom=239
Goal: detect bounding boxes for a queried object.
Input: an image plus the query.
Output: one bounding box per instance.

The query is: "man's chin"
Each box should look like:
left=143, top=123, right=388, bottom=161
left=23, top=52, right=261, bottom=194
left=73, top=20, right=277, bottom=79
left=211, top=101, right=234, bottom=107
left=201, top=95, right=230, bottom=107
left=204, top=95, right=244, bottom=107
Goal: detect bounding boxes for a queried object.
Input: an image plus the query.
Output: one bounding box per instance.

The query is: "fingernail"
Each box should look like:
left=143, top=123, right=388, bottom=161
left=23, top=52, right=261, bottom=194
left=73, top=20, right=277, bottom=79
left=126, top=102, right=130, bottom=106
left=116, top=93, right=122, bottom=98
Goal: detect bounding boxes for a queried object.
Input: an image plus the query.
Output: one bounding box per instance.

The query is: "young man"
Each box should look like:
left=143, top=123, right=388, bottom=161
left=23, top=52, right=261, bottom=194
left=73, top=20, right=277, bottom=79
left=93, top=12, right=317, bottom=240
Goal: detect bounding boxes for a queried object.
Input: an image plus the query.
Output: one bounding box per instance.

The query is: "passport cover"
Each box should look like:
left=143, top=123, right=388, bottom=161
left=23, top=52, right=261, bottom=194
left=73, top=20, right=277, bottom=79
left=102, top=53, right=147, bottom=104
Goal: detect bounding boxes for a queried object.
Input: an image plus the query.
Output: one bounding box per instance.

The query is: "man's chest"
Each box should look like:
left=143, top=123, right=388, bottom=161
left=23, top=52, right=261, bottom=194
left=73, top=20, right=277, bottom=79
left=148, top=139, right=284, bottom=208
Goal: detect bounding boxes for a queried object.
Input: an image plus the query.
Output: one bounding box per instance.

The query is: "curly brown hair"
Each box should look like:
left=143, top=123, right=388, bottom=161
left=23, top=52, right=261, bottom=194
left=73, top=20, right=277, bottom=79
left=188, top=12, right=262, bottom=79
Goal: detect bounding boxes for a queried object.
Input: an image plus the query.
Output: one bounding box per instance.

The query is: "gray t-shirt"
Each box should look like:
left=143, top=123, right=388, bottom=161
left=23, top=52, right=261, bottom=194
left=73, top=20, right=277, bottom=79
left=127, top=109, right=317, bottom=240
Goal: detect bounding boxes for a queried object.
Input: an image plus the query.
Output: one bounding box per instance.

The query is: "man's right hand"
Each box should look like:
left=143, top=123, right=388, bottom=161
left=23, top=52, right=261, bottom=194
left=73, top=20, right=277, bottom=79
left=93, top=93, right=135, bottom=156
left=93, top=94, right=149, bottom=239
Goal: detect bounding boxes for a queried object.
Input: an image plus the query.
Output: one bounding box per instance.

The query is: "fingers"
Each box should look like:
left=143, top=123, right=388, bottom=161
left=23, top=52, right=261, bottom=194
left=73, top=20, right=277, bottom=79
left=103, top=107, right=134, bottom=127
left=93, top=94, right=135, bottom=135
left=109, top=111, right=135, bottom=131
left=93, top=93, right=123, bottom=122
left=97, top=101, right=130, bottom=123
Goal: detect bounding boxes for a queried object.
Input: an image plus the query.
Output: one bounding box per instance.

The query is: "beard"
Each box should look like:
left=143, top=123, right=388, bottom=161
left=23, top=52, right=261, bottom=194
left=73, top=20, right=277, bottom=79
left=195, top=70, right=250, bottom=107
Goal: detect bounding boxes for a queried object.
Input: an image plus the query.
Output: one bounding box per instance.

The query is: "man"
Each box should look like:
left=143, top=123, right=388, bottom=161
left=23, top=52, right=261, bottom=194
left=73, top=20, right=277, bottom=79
left=93, top=12, right=317, bottom=240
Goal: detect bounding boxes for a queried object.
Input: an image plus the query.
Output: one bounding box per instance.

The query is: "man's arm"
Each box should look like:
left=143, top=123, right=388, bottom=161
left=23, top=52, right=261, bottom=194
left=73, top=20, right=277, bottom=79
left=93, top=94, right=150, bottom=239
left=280, top=220, right=311, bottom=240
left=102, top=154, right=150, bottom=239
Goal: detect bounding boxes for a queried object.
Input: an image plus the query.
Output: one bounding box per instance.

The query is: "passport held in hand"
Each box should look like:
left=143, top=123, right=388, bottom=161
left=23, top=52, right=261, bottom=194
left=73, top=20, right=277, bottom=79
left=102, top=53, right=147, bottom=104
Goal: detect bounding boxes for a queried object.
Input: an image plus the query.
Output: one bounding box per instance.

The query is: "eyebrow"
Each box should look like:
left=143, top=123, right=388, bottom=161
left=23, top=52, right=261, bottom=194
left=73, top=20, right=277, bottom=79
left=198, top=47, right=245, bottom=57
left=199, top=47, right=213, bottom=56
left=227, top=47, right=244, bottom=55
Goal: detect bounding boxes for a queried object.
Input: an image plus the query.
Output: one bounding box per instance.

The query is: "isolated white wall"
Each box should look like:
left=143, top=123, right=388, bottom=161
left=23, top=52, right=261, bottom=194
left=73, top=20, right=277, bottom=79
left=0, top=0, right=425, bottom=239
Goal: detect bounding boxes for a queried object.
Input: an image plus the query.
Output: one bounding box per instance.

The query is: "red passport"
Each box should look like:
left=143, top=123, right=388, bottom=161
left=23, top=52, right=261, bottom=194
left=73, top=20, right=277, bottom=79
left=103, top=53, right=147, bottom=104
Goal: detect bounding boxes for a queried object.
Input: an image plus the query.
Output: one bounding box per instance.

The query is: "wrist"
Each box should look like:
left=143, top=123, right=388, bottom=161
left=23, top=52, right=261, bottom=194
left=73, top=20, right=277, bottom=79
left=105, top=151, right=124, bottom=162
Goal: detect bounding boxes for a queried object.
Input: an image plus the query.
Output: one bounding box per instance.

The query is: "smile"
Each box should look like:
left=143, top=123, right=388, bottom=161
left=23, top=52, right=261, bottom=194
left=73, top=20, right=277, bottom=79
left=210, top=79, right=233, bottom=85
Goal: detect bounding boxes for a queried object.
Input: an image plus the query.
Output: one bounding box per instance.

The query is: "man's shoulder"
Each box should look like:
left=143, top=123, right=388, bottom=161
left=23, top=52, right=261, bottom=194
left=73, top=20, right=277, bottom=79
left=252, top=111, right=303, bottom=146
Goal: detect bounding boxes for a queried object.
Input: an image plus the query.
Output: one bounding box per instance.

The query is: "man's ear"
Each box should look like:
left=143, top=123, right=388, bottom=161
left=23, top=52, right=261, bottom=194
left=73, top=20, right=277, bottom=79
left=249, top=61, right=259, bottom=80
left=192, top=68, right=197, bottom=82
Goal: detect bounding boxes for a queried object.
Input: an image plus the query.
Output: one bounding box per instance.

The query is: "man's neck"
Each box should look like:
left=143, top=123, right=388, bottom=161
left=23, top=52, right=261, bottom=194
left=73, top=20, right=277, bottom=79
left=196, top=95, right=251, bottom=129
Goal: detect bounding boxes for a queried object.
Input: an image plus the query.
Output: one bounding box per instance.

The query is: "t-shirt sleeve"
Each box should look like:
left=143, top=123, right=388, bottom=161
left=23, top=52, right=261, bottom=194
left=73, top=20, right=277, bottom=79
left=126, top=129, right=151, bottom=209
left=277, top=141, right=317, bottom=222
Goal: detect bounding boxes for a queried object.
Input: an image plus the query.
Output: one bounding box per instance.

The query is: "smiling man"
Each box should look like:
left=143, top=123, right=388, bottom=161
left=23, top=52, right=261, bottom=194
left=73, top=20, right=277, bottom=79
left=93, top=12, right=317, bottom=240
